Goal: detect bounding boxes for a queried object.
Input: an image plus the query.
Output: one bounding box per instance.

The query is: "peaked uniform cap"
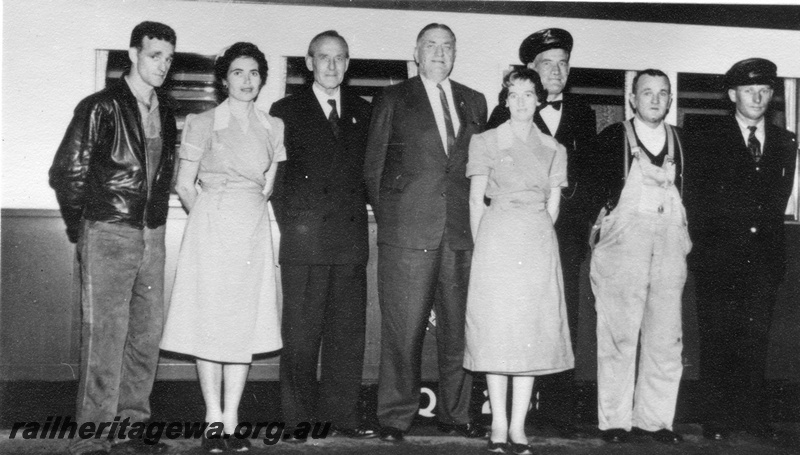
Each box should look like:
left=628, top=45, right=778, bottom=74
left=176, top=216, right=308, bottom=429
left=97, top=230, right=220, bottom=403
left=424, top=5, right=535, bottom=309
left=519, top=28, right=573, bottom=65
left=725, top=58, right=778, bottom=88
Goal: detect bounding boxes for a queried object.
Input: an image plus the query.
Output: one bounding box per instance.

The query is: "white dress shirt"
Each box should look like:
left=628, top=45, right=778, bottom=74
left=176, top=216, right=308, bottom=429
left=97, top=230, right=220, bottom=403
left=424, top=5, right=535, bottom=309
left=734, top=113, right=766, bottom=154
left=420, top=75, right=460, bottom=154
left=539, top=93, right=563, bottom=135
left=312, top=83, right=341, bottom=118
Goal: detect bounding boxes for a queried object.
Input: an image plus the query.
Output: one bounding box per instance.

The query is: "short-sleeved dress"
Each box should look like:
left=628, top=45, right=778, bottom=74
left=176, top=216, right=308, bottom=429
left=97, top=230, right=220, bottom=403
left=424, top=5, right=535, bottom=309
left=463, top=121, right=575, bottom=374
left=160, top=100, right=285, bottom=363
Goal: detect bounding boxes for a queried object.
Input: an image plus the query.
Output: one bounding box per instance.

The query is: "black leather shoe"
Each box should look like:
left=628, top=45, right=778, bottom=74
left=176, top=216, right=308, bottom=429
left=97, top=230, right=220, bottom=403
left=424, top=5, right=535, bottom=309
left=508, top=441, right=534, bottom=455
left=632, top=427, right=682, bottom=444
left=600, top=428, right=630, bottom=443
left=201, top=435, right=226, bottom=453
left=437, top=421, right=488, bottom=438
left=331, top=425, right=379, bottom=439
left=702, top=424, right=730, bottom=441
left=487, top=440, right=508, bottom=453
left=379, top=426, right=404, bottom=442
left=120, top=438, right=169, bottom=453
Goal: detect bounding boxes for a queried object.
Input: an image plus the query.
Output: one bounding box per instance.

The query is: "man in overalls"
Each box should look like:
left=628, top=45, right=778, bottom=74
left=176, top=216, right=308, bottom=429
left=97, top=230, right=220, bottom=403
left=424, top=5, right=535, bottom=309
left=590, top=69, right=689, bottom=445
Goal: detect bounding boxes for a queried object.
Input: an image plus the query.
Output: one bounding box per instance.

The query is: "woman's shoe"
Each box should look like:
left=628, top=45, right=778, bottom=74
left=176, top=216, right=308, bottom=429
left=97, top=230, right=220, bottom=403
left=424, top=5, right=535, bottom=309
left=201, top=435, right=226, bottom=453
left=487, top=439, right=509, bottom=453
left=509, top=441, right=534, bottom=455
left=227, top=436, right=251, bottom=452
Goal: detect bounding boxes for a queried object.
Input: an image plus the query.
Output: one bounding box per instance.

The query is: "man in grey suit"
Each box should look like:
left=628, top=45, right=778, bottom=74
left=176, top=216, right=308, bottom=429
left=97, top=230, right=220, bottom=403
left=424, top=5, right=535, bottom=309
left=364, top=23, right=488, bottom=442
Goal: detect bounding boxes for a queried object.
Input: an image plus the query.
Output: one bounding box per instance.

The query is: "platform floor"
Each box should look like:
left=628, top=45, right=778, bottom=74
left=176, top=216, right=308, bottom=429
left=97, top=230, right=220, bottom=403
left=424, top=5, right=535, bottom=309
left=2, top=381, right=799, bottom=454
left=3, top=424, right=800, bottom=454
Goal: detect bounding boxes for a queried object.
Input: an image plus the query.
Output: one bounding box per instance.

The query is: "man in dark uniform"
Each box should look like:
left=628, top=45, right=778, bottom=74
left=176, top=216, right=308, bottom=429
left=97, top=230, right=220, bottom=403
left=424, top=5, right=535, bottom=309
left=269, top=30, right=376, bottom=439
left=685, top=58, right=797, bottom=441
left=487, top=28, right=597, bottom=438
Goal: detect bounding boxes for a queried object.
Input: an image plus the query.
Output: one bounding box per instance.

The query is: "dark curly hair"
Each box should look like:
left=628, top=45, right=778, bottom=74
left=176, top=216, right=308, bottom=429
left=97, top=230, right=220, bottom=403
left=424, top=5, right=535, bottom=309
left=214, top=42, right=268, bottom=102
left=499, top=67, right=548, bottom=108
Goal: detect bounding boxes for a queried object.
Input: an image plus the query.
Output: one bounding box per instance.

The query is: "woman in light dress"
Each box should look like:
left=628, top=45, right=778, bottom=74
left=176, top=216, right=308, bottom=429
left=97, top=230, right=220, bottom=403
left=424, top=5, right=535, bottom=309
left=464, top=68, right=574, bottom=454
left=160, top=42, right=284, bottom=453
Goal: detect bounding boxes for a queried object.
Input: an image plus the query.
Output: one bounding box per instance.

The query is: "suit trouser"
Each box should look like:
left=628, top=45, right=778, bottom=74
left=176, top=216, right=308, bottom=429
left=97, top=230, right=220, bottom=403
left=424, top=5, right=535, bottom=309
left=592, top=212, right=686, bottom=431
left=279, top=264, right=367, bottom=428
left=377, top=242, right=473, bottom=431
left=533, top=222, right=585, bottom=426
left=70, top=220, right=165, bottom=454
left=694, top=260, right=782, bottom=429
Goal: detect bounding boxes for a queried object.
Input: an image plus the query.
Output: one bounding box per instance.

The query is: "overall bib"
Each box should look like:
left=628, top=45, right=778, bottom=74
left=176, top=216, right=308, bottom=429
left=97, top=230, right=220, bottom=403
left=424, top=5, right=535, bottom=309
left=591, top=121, right=690, bottom=431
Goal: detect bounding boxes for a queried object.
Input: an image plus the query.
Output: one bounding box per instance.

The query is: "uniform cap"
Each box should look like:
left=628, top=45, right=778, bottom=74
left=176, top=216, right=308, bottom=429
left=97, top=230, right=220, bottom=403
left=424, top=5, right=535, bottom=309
left=725, top=58, right=778, bottom=88
left=519, top=28, right=573, bottom=65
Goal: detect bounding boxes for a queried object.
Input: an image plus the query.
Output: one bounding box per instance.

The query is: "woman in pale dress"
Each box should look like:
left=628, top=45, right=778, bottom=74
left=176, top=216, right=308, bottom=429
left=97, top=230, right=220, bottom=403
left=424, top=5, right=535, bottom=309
left=160, top=42, right=284, bottom=452
left=464, top=68, right=574, bottom=454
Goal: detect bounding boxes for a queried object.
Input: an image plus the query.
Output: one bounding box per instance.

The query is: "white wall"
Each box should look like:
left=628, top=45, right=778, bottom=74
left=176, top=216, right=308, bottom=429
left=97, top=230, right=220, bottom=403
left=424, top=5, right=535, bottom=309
left=4, top=0, right=800, bottom=209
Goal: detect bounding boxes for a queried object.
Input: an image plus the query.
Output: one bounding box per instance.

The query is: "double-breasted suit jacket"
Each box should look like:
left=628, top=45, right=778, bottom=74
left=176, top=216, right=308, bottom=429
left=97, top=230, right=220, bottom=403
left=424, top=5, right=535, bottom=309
left=364, top=76, right=488, bottom=250
left=270, top=87, right=372, bottom=266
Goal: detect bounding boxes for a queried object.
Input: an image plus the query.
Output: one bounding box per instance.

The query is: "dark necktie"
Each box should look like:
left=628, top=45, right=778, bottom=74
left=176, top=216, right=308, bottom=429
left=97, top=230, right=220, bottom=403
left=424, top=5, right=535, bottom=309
left=437, top=83, right=456, bottom=156
left=537, top=100, right=562, bottom=111
left=328, top=99, right=340, bottom=139
left=748, top=126, right=762, bottom=162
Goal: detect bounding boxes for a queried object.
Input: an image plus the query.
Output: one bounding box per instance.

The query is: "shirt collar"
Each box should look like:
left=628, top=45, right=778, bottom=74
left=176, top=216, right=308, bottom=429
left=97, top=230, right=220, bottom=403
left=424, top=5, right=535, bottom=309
left=312, top=83, right=341, bottom=111
left=420, top=75, right=451, bottom=93
left=633, top=116, right=666, bottom=136
left=213, top=99, right=273, bottom=131
left=734, top=112, right=765, bottom=134
left=125, top=76, right=158, bottom=112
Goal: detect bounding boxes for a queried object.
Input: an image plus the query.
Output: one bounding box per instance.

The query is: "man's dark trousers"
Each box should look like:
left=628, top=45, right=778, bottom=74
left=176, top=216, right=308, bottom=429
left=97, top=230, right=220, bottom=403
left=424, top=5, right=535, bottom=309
left=279, top=264, right=367, bottom=427
left=71, top=220, right=165, bottom=454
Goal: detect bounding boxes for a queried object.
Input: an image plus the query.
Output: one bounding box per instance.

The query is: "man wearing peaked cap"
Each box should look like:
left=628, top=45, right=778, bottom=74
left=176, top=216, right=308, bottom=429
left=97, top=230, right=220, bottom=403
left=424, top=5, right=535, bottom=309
left=685, top=57, right=797, bottom=442
left=488, top=28, right=604, bottom=439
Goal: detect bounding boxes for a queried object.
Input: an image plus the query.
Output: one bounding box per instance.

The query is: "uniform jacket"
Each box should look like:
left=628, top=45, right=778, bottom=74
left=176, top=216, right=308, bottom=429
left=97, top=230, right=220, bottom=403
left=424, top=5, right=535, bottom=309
left=364, top=76, right=487, bottom=251
left=488, top=93, right=597, bottom=245
left=685, top=115, right=797, bottom=273
left=269, top=87, right=372, bottom=265
left=49, top=80, right=177, bottom=241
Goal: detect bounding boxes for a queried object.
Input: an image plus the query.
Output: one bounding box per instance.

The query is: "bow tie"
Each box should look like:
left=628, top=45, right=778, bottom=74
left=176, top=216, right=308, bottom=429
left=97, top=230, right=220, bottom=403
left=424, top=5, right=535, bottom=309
left=537, top=100, right=562, bottom=111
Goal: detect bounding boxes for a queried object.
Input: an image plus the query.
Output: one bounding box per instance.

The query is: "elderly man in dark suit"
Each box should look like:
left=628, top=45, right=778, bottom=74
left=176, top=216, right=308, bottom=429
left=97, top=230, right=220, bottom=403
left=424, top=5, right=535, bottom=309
left=487, top=28, right=597, bottom=438
left=364, top=23, right=488, bottom=442
left=686, top=58, right=797, bottom=442
left=269, top=30, right=375, bottom=439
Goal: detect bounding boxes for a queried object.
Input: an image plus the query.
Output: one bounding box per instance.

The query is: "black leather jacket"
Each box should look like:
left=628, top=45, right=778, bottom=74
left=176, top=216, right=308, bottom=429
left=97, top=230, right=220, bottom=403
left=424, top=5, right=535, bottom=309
left=49, top=80, right=176, bottom=241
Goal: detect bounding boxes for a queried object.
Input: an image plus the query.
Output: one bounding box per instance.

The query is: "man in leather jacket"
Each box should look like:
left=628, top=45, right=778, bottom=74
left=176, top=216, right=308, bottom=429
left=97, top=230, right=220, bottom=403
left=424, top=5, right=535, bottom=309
left=49, top=21, right=177, bottom=455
